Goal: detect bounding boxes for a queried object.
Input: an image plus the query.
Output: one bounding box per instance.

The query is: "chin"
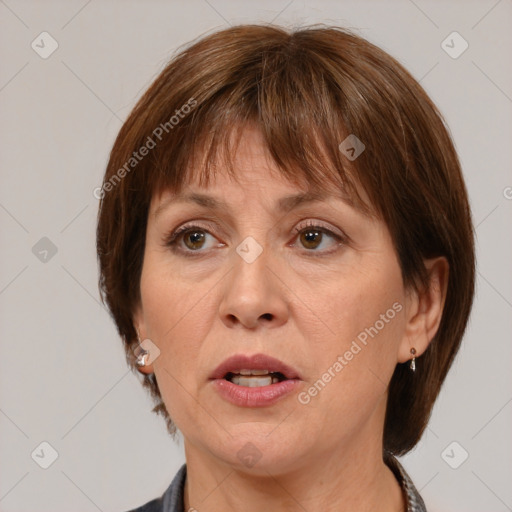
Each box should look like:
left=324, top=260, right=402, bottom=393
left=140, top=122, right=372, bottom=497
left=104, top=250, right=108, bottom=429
left=210, top=430, right=305, bottom=476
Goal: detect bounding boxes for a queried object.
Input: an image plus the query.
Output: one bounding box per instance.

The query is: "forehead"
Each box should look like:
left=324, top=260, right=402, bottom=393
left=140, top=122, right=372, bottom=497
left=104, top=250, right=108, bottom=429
left=150, top=124, right=375, bottom=219
left=151, top=169, right=373, bottom=224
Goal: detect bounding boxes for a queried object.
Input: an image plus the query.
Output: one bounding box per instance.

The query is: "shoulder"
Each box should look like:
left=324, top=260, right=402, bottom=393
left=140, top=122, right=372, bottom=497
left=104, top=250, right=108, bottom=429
left=384, top=452, right=427, bottom=512
left=125, top=496, right=163, bottom=512
left=124, top=463, right=187, bottom=512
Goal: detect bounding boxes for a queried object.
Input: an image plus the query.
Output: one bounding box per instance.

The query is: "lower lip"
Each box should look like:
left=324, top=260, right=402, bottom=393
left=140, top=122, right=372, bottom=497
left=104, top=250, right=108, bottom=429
left=211, top=378, right=301, bottom=407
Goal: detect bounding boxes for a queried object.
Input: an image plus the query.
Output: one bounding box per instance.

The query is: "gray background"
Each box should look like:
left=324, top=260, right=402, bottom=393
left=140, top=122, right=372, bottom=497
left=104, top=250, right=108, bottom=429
left=1, top=0, right=511, bottom=511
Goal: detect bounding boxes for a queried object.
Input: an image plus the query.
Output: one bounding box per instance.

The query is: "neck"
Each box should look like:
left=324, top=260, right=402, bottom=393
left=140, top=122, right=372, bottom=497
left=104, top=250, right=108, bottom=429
left=182, top=424, right=404, bottom=512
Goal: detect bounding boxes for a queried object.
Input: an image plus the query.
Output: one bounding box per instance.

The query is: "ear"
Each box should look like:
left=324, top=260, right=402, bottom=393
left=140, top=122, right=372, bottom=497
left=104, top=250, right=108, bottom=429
left=132, top=304, right=155, bottom=375
left=397, top=256, right=449, bottom=363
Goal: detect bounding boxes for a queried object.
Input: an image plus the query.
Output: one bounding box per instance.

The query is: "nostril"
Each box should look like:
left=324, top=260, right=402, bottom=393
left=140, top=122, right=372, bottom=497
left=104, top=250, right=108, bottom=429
left=261, top=313, right=272, bottom=321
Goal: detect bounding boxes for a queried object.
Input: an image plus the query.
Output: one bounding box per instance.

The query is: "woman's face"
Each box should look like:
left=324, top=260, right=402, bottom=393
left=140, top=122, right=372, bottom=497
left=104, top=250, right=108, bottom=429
left=135, top=126, right=417, bottom=474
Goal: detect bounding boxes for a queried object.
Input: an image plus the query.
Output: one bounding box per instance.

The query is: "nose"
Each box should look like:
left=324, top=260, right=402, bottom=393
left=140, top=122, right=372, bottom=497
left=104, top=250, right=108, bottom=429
left=218, top=243, right=289, bottom=330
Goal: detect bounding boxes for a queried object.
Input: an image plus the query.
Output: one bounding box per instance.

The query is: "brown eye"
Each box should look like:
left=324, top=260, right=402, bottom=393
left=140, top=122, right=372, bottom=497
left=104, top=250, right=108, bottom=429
left=182, top=230, right=206, bottom=250
left=294, top=222, right=346, bottom=254
left=164, top=225, right=215, bottom=254
left=299, top=228, right=323, bottom=250
left=164, top=224, right=222, bottom=256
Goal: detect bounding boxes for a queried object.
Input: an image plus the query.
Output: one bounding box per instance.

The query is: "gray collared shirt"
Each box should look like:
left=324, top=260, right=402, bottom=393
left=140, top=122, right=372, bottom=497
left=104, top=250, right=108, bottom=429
left=128, top=456, right=427, bottom=512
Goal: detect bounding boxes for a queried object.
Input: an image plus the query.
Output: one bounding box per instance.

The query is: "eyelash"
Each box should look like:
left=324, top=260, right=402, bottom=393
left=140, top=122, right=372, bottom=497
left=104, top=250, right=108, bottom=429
left=163, top=220, right=347, bottom=257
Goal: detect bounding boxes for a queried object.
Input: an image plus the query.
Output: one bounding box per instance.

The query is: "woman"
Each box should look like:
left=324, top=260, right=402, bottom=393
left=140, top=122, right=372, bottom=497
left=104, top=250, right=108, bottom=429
left=96, top=24, right=475, bottom=512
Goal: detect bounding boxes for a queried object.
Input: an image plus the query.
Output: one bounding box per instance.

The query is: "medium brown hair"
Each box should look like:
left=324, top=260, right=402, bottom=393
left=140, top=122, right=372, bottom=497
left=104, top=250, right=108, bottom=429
left=96, top=24, right=475, bottom=455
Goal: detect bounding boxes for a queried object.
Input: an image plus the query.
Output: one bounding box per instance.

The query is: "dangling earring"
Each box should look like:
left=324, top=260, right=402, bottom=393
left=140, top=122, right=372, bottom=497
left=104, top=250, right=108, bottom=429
left=409, top=347, right=417, bottom=372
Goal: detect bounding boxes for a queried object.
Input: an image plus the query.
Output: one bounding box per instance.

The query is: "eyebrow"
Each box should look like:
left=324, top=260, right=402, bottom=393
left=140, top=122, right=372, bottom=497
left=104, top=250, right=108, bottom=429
left=153, top=190, right=354, bottom=219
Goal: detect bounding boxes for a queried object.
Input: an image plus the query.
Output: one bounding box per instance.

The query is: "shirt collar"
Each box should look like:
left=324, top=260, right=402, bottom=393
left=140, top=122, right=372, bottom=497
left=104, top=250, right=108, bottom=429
left=161, top=456, right=427, bottom=512
left=384, top=452, right=428, bottom=512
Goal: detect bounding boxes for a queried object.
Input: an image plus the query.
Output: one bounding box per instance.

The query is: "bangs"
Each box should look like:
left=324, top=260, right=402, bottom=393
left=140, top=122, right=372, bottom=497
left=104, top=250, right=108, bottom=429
left=142, top=30, right=375, bottom=217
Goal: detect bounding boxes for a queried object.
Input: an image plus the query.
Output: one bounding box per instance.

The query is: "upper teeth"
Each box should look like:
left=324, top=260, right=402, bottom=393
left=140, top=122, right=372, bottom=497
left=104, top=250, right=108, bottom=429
left=237, top=369, right=270, bottom=375
left=226, top=370, right=285, bottom=387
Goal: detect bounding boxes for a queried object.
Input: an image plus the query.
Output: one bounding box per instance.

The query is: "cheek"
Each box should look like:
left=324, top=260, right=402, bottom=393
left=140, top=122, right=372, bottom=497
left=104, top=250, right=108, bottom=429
left=315, top=256, right=404, bottom=347
left=140, top=246, right=211, bottom=334
left=301, top=257, right=406, bottom=405
left=139, top=251, right=219, bottom=378
left=140, top=261, right=217, bottom=429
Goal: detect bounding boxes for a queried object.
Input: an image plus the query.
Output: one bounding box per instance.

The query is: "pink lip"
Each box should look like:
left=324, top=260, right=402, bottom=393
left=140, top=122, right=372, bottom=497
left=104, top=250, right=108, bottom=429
left=209, top=353, right=302, bottom=408
left=211, top=378, right=301, bottom=407
left=209, top=353, right=302, bottom=380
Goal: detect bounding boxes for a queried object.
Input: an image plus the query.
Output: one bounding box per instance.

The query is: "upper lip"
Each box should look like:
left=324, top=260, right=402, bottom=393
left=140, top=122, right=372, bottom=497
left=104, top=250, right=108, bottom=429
left=210, top=353, right=302, bottom=380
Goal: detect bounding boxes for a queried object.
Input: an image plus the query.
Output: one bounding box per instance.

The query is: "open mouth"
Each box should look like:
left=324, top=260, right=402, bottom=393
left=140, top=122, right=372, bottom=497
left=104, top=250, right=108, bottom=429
left=223, top=370, right=289, bottom=387
left=212, top=361, right=301, bottom=406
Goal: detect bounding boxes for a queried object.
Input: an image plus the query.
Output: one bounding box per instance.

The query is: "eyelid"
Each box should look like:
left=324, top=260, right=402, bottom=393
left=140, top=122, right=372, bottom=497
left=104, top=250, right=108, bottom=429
left=163, top=218, right=349, bottom=255
left=165, top=219, right=345, bottom=241
left=293, top=219, right=347, bottom=239
left=291, top=220, right=348, bottom=255
left=163, top=220, right=221, bottom=245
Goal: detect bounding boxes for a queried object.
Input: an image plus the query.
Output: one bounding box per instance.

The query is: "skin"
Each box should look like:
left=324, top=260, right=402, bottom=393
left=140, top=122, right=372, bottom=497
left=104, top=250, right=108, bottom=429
left=134, top=125, right=448, bottom=512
